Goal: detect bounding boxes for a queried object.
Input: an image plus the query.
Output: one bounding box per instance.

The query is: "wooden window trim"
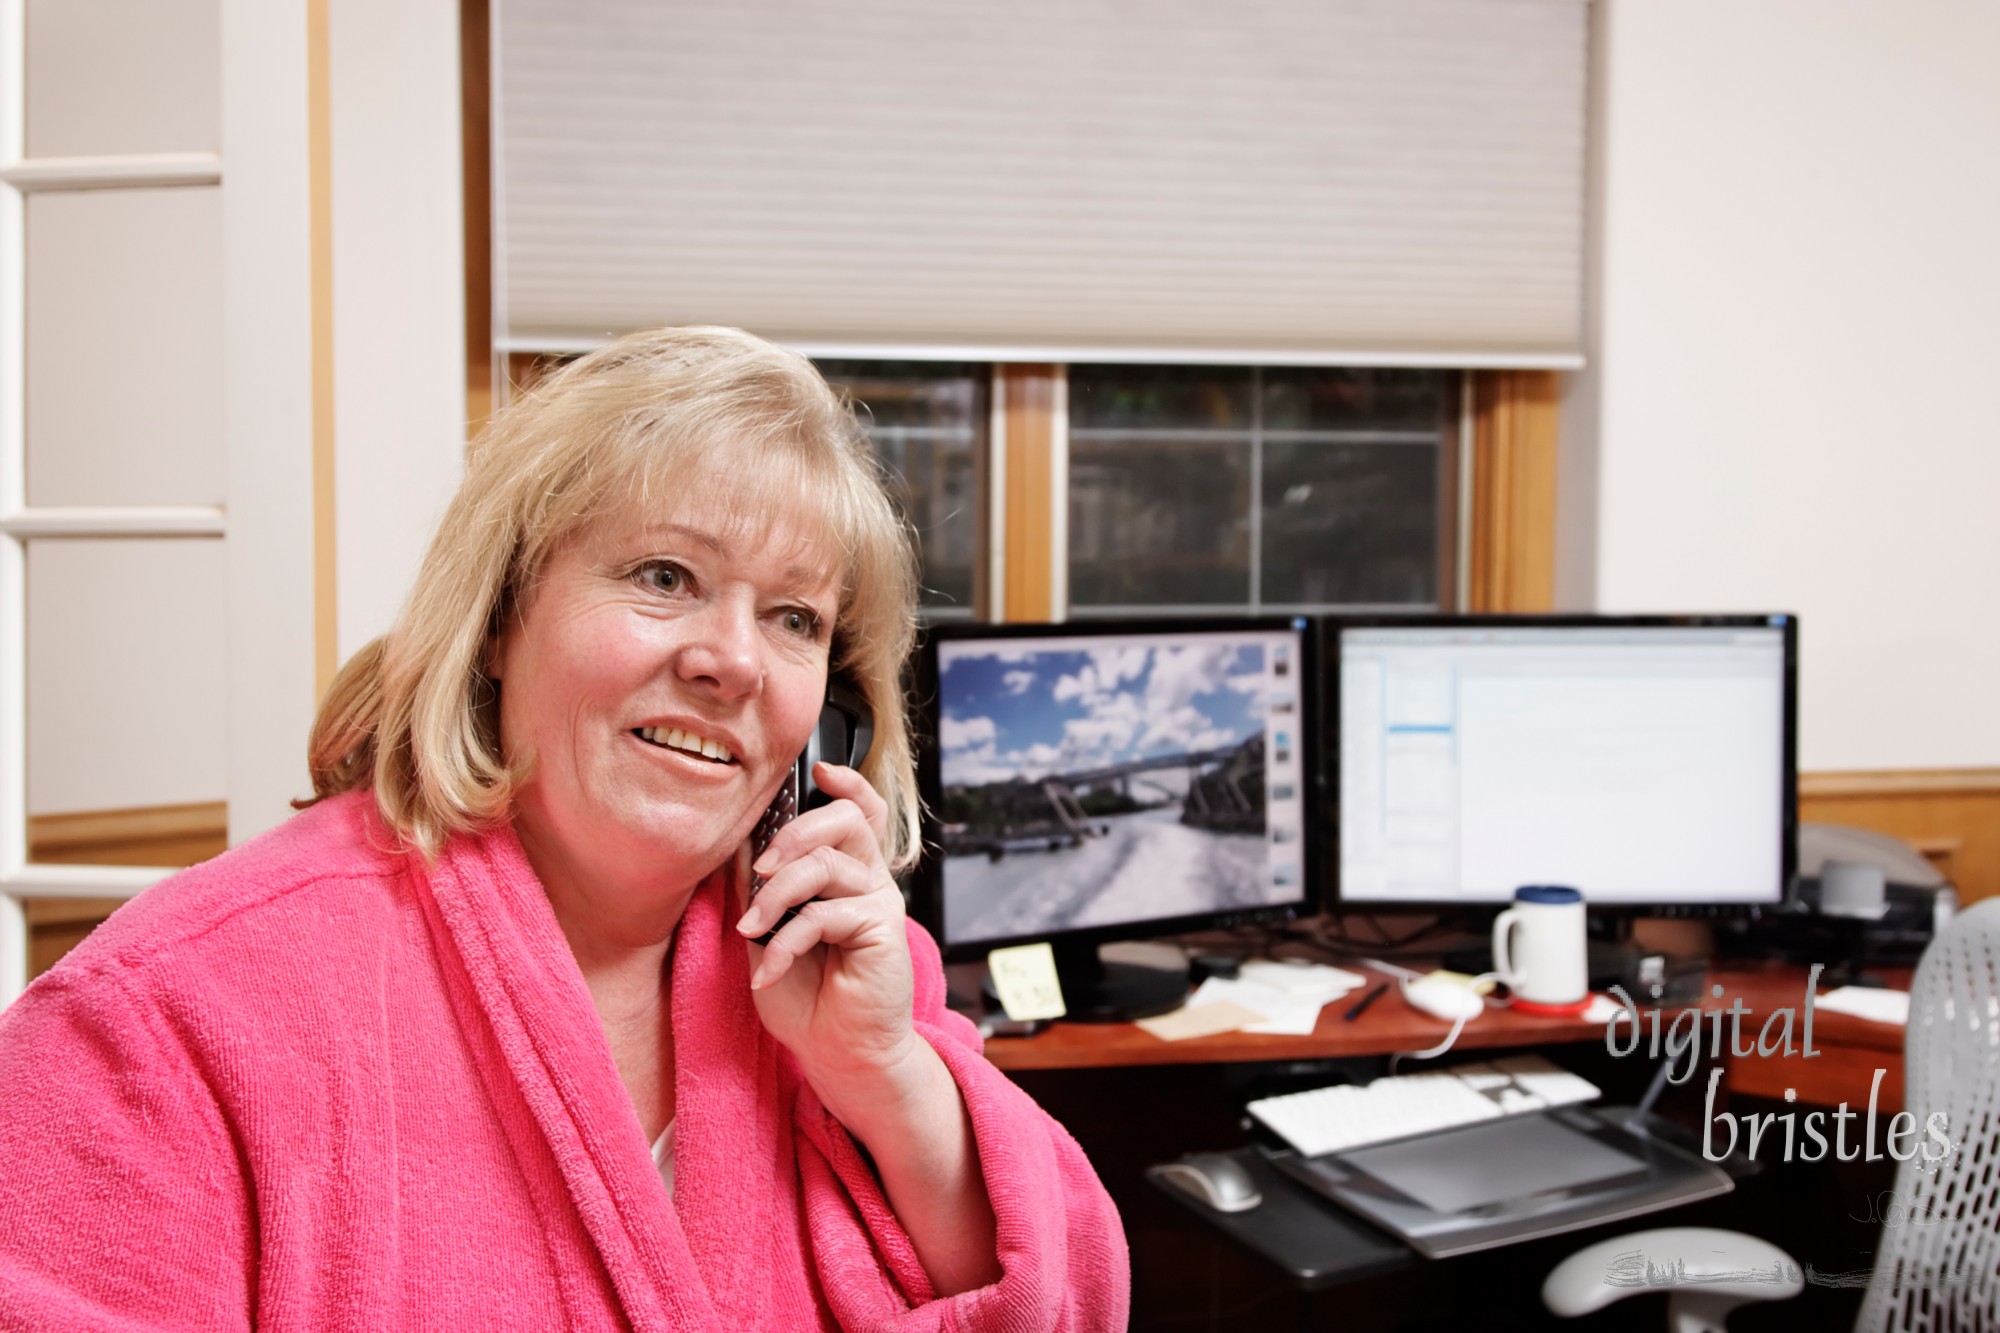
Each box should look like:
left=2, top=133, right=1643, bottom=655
left=995, top=364, right=1060, bottom=623
left=461, top=0, right=494, bottom=439
left=1466, top=369, right=1560, bottom=613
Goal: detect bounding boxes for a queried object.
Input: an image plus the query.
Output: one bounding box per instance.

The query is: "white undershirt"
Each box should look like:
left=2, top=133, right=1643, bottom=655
left=650, top=1119, right=677, bottom=1197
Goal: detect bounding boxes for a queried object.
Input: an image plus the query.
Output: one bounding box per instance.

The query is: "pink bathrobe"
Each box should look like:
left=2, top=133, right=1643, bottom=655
left=0, top=792, right=1129, bottom=1330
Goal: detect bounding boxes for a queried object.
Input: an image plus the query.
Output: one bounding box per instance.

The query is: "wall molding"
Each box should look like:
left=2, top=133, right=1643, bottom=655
left=0, top=505, right=226, bottom=538
left=0, top=153, right=221, bottom=191
left=1799, top=768, right=2000, bottom=798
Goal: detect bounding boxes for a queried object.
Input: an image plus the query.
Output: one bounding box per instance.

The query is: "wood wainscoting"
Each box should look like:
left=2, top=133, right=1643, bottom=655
left=23, top=801, right=229, bottom=979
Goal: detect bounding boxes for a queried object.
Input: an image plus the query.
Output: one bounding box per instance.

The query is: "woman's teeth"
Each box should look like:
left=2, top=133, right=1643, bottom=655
left=636, top=726, right=733, bottom=763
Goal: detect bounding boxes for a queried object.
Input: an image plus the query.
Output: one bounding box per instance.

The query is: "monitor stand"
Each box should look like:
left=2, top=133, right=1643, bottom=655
left=983, top=940, right=1190, bottom=1023
left=1057, top=940, right=1190, bottom=1021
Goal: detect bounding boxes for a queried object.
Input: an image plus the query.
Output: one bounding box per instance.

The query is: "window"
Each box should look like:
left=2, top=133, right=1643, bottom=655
left=505, top=356, right=1457, bottom=623
left=814, top=361, right=988, bottom=620
left=1067, top=366, right=1459, bottom=613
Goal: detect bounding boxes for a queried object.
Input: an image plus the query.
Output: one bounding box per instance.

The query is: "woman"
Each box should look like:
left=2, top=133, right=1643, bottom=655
left=0, top=327, right=1129, bottom=1329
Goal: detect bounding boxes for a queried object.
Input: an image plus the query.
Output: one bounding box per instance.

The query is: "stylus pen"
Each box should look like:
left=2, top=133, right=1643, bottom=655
left=1343, top=982, right=1389, bottom=1022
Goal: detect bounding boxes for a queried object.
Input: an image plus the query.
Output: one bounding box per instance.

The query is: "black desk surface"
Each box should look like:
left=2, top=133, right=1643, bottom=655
left=1146, top=1148, right=1414, bottom=1291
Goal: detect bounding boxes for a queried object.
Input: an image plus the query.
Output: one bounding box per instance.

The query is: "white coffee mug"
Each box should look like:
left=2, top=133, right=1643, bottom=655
left=1492, top=885, right=1588, bottom=1011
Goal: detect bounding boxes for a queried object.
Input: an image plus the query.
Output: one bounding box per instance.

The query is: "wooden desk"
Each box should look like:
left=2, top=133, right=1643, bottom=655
left=983, top=964, right=1600, bottom=1071
left=1697, top=961, right=1911, bottom=1113
left=984, top=961, right=1911, bottom=1112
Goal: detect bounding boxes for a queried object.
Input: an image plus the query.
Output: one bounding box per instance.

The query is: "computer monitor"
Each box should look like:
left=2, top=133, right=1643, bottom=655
left=1328, top=614, right=1796, bottom=914
left=912, top=616, right=1318, bottom=1018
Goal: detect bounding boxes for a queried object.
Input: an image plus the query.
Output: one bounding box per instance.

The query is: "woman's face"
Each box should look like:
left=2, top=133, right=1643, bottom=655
left=490, top=492, right=841, bottom=918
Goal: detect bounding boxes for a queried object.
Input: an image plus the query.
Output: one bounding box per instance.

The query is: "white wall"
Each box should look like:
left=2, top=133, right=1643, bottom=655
left=1561, top=0, right=2000, bottom=771
left=328, top=0, right=466, bottom=661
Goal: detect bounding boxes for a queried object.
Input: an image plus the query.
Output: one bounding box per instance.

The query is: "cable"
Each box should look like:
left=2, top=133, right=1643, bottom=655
left=1389, top=1013, right=1471, bottom=1076
left=1388, top=970, right=1504, bottom=1074
left=1287, top=910, right=1463, bottom=956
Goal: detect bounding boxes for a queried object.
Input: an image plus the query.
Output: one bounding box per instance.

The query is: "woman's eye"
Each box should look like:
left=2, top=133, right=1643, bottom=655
left=782, top=609, right=820, bottom=637
left=637, top=561, right=686, bottom=593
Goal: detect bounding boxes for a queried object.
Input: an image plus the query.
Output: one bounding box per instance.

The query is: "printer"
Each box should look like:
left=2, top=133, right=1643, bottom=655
left=1717, top=823, right=1957, bottom=967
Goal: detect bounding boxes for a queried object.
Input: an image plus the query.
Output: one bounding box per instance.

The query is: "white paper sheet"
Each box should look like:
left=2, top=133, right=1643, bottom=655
left=1815, top=985, right=1911, bottom=1026
left=1189, top=975, right=1352, bottom=1036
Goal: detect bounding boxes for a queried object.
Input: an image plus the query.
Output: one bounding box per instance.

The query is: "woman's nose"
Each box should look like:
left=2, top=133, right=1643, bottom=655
left=675, top=598, right=762, bottom=697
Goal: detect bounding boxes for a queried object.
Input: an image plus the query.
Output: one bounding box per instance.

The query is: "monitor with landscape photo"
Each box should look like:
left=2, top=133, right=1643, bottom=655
left=913, top=618, right=1316, bottom=958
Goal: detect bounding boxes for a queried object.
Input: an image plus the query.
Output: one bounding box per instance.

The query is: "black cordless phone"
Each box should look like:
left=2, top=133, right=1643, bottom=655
left=749, top=673, right=873, bottom=945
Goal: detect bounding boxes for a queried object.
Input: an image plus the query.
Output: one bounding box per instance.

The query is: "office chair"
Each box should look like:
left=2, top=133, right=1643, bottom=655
left=1543, top=897, right=2000, bottom=1331
left=1854, top=895, right=2000, bottom=1330
left=1542, top=1226, right=1801, bottom=1331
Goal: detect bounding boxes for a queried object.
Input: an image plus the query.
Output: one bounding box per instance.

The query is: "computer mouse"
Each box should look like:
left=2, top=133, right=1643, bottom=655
left=1157, top=1152, right=1263, bottom=1213
left=1403, top=977, right=1485, bottom=1023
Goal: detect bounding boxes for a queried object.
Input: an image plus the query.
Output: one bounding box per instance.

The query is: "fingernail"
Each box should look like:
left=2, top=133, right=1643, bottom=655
left=736, top=913, right=759, bottom=936
left=752, top=850, right=778, bottom=875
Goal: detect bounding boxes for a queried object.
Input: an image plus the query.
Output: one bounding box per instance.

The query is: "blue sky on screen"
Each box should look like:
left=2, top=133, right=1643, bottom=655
left=939, top=641, right=1267, bottom=787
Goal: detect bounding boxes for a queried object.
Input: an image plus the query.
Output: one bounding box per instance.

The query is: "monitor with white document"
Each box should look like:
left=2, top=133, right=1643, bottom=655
left=1328, top=614, right=1797, bottom=914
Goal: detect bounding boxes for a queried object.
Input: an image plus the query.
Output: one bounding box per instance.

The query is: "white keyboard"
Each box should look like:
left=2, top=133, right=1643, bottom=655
left=1247, top=1055, right=1602, bottom=1158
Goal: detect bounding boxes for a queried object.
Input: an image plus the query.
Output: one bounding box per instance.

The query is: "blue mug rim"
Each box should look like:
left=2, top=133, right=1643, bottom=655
left=1514, top=884, right=1582, bottom=905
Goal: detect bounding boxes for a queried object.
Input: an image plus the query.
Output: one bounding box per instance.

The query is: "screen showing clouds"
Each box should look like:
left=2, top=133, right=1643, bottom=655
left=939, top=639, right=1266, bottom=788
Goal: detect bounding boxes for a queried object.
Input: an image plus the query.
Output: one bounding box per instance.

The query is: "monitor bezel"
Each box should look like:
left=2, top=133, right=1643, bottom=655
left=911, top=614, right=1321, bottom=961
left=1322, top=612, right=1798, bottom=917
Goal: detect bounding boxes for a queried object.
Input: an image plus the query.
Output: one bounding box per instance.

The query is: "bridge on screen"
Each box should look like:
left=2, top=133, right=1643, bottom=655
left=943, top=736, right=1264, bottom=858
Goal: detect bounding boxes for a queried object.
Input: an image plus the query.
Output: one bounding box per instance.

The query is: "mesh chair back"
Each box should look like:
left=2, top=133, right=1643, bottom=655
left=1857, top=897, right=2000, bottom=1331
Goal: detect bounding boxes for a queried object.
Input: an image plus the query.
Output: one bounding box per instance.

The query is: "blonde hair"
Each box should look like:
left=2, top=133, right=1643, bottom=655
left=306, top=326, right=922, bottom=868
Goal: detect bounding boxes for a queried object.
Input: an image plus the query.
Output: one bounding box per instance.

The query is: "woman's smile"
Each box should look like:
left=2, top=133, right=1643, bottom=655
left=632, top=720, right=744, bottom=764
left=632, top=724, right=738, bottom=765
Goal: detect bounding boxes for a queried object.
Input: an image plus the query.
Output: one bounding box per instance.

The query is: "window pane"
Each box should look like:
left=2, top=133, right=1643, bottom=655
left=26, top=187, right=225, bottom=508
left=28, top=538, right=229, bottom=815
left=1070, top=364, right=1252, bottom=431
left=1261, top=442, right=1438, bottom=605
left=1069, top=437, right=1250, bottom=607
left=1069, top=364, right=1449, bottom=612
left=1260, top=367, right=1448, bottom=607
left=1261, top=366, right=1447, bottom=433
left=815, top=361, right=985, bottom=616
left=26, top=0, right=220, bottom=158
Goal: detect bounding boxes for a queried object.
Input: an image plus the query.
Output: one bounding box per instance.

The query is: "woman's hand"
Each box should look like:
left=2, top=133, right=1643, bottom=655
left=734, top=762, right=919, bottom=1089
left=733, top=761, right=1004, bottom=1296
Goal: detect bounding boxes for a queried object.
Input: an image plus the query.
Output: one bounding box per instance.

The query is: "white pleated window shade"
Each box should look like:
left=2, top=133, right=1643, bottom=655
left=495, top=0, right=1589, bottom=365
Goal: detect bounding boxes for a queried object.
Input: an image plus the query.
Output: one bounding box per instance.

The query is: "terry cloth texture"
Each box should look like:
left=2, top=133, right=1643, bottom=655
left=0, top=791, right=1129, bottom=1330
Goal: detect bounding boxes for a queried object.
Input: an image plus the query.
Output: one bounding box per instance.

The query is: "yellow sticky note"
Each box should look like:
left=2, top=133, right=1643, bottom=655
left=987, top=943, right=1067, bottom=1022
